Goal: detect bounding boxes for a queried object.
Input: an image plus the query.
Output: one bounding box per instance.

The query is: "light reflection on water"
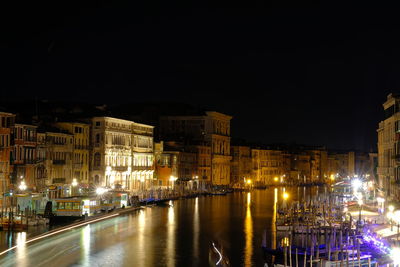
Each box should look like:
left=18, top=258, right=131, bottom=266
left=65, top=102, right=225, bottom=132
left=0, top=187, right=325, bottom=267
left=167, top=202, right=175, bottom=267
left=16, top=232, right=27, bottom=267
left=81, top=225, right=90, bottom=267
left=244, top=192, right=253, bottom=267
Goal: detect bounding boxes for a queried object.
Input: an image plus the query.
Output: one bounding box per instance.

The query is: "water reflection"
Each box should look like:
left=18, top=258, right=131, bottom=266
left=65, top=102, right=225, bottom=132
left=138, top=209, right=146, bottom=267
left=16, top=232, right=27, bottom=267
left=81, top=225, right=91, bottom=267
left=272, top=188, right=278, bottom=249
left=167, top=201, right=175, bottom=267
left=193, top=197, right=199, bottom=261
left=244, top=192, right=253, bottom=267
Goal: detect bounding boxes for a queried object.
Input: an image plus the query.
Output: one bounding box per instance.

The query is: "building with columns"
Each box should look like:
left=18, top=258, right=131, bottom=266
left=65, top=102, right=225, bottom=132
left=131, top=122, right=155, bottom=191
left=90, top=117, right=154, bottom=192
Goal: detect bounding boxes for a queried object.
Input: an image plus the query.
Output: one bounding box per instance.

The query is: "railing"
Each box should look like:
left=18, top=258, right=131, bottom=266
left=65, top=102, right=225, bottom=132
left=132, top=166, right=154, bottom=171
left=113, top=166, right=128, bottom=172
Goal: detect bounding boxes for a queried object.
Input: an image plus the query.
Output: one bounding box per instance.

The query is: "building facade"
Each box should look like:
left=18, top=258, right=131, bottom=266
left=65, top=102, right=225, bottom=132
left=90, top=117, right=155, bottom=192
left=377, top=93, right=400, bottom=200
left=252, top=149, right=284, bottom=185
left=0, top=112, right=15, bottom=205
left=55, top=122, right=90, bottom=186
left=231, top=146, right=252, bottom=186
left=44, top=131, right=74, bottom=194
left=159, top=111, right=232, bottom=185
left=11, top=123, right=38, bottom=190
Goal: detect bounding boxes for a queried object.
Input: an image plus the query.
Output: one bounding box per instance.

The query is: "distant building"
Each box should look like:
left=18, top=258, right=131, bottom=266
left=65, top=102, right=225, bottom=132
left=252, top=149, right=284, bottom=185
left=231, top=146, right=252, bottom=186
left=160, top=111, right=232, bottom=185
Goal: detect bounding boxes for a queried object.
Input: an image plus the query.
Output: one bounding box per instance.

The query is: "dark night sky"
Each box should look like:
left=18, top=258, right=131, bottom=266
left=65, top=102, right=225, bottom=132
left=1, top=4, right=398, bottom=152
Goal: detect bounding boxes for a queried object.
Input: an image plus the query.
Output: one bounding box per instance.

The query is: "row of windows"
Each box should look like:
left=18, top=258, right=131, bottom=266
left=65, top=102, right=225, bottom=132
left=0, top=135, right=10, bottom=147
left=0, top=116, right=14, bottom=128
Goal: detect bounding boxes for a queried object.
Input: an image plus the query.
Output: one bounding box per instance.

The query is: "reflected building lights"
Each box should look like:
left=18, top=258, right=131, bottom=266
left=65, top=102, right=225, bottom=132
left=272, top=188, right=277, bottom=249
left=193, top=197, right=199, bottom=261
left=167, top=203, right=175, bottom=267
left=16, top=232, right=27, bottom=267
left=137, top=210, right=146, bottom=267
left=244, top=192, right=253, bottom=267
left=81, top=225, right=91, bottom=267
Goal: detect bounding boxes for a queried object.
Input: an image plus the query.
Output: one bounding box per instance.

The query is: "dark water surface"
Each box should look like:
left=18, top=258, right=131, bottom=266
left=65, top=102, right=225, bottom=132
left=0, top=187, right=323, bottom=267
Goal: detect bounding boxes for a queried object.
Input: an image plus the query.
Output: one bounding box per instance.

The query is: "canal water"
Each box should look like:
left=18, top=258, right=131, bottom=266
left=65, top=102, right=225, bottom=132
left=0, top=186, right=324, bottom=267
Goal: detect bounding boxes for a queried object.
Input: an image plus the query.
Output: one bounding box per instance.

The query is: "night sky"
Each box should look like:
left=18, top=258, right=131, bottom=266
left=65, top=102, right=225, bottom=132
left=1, top=4, right=398, bottom=152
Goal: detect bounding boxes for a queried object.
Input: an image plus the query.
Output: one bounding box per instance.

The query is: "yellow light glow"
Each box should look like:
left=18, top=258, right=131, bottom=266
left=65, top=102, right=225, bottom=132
left=330, top=174, right=335, bottom=181
left=274, top=177, right=278, bottom=182
left=283, top=192, right=289, bottom=200
left=246, top=179, right=252, bottom=184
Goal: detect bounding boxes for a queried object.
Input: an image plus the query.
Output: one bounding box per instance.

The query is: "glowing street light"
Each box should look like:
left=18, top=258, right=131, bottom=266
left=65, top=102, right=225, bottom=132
left=352, top=178, right=362, bottom=191
left=18, top=181, right=27, bottom=191
left=274, top=177, right=279, bottom=182
left=283, top=192, right=289, bottom=200
left=72, top=178, right=78, bottom=187
left=246, top=179, right=252, bottom=185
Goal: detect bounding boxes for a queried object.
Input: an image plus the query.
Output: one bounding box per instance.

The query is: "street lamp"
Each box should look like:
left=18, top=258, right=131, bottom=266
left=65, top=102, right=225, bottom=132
left=19, top=181, right=27, bottom=191
left=283, top=192, right=289, bottom=200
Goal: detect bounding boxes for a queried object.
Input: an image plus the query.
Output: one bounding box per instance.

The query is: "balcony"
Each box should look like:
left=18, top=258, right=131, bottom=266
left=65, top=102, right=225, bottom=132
left=113, top=166, right=128, bottom=172
left=53, top=160, right=66, bottom=165
left=132, top=165, right=154, bottom=171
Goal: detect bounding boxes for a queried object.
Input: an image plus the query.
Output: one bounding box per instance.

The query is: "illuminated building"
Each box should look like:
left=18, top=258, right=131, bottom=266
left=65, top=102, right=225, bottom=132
left=160, top=111, right=232, bottom=185
left=377, top=93, right=400, bottom=200
left=131, top=122, right=155, bottom=191
left=230, top=145, right=252, bottom=186
left=10, top=123, right=38, bottom=190
left=251, top=148, right=284, bottom=185
left=0, top=112, right=15, bottom=205
left=90, top=117, right=154, bottom=191
left=41, top=131, right=74, bottom=197
left=55, top=122, right=90, bottom=186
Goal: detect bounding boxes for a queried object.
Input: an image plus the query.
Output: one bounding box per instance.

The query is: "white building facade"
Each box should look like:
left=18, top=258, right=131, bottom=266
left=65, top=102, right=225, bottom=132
left=90, top=117, right=154, bottom=192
